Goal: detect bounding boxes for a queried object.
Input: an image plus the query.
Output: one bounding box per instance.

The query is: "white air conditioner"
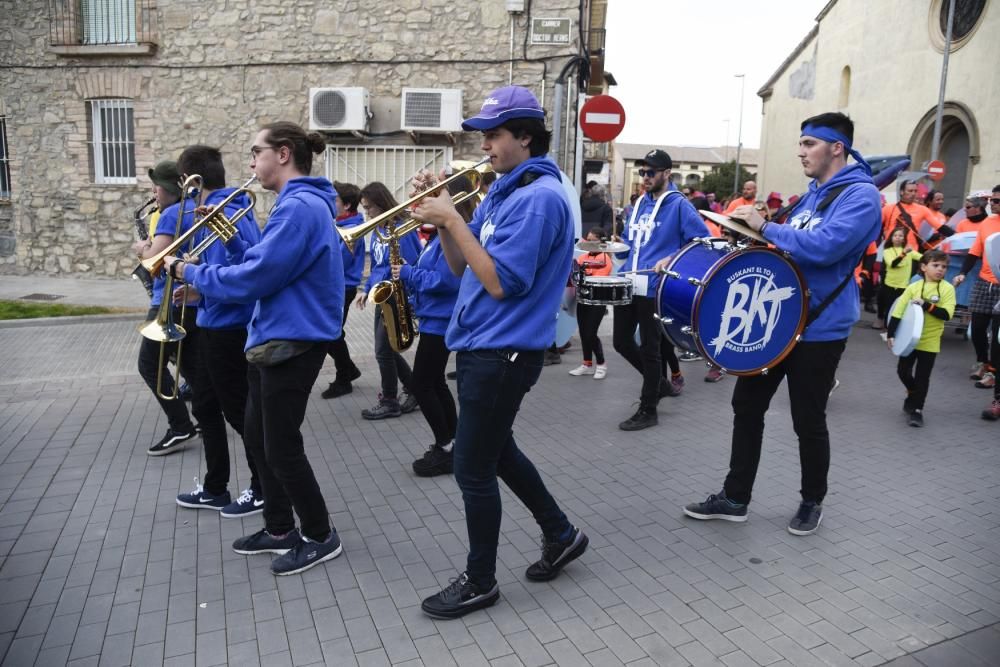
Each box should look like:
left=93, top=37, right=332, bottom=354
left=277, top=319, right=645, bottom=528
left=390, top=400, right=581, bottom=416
left=309, top=87, right=370, bottom=132
left=400, top=88, right=463, bottom=133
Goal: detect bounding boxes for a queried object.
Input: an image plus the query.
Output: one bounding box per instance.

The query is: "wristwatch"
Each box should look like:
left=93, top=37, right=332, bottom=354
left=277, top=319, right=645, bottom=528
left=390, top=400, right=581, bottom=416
left=169, top=260, right=185, bottom=281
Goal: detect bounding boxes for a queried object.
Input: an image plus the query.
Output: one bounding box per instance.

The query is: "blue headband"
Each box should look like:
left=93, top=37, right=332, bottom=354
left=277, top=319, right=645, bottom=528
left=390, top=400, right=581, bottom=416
left=801, top=123, right=872, bottom=176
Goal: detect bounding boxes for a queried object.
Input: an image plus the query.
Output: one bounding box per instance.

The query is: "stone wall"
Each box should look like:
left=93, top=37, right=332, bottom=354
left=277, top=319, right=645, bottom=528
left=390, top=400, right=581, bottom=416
left=0, top=0, right=588, bottom=277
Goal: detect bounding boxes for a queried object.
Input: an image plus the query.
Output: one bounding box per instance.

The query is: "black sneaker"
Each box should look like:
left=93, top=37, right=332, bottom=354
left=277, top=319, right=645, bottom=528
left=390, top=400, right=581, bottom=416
left=321, top=381, right=353, bottom=399
left=400, top=391, right=420, bottom=414
left=361, top=395, right=402, bottom=420
left=176, top=477, right=231, bottom=510
left=232, top=528, right=301, bottom=555
left=412, top=444, right=453, bottom=477
left=147, top=427, right=198, bottom=456
left=542, top=350, right=562, bottom=366
left=787, top=501, right=823, bottom=536
left=271, top=531, right=343, bottom=576
left=525, top=526, right=589, bottom=582
left=683, top=492, right=748, bottom=522
left=619, top=406, right=657, bottom=431
left=179, top=382, right=194, bottom=402
left=421, top=572, right=500, bottom=620
left=908, top=409, right=924, bottom=427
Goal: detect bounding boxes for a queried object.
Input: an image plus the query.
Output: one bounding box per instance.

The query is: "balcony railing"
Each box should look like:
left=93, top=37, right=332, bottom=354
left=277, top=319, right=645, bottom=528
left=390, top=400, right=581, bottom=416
left=48, top=0, right=157, bottom=48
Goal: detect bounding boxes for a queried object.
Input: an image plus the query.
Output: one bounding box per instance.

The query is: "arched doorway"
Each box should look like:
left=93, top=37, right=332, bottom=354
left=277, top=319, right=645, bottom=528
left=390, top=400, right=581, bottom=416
left=908, top=102, right=979, bottom=212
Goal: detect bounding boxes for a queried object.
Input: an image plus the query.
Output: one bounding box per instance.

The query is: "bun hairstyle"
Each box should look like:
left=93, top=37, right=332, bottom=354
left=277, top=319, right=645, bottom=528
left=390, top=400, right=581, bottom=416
left=260, top=121, right=327, bottom=174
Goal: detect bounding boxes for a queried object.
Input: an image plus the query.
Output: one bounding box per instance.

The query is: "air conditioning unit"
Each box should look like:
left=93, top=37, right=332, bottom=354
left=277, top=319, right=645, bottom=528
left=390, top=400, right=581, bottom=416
left=400, top=88, right=463, bottom=133
left=309, top=87, right=370, bottom=132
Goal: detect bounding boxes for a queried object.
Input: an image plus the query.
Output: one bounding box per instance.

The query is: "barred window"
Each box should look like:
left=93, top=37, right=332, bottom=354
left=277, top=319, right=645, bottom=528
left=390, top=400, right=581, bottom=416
left=0, top=116, right=10, bottom=200
left=81, top=0, right=136, bottom=45
left=88, top=99, right=136, bottom=184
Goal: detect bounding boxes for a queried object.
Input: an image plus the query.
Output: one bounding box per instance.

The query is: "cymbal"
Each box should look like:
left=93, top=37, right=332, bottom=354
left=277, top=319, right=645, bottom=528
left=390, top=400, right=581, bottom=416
left=699, top=210, right=767, bottom=243
left=576, top=240, right=630, bottom=253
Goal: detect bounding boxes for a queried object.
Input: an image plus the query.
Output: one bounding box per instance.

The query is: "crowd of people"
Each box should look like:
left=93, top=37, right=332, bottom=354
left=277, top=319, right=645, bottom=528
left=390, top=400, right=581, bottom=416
left=126, top=85, right=997, bottom=623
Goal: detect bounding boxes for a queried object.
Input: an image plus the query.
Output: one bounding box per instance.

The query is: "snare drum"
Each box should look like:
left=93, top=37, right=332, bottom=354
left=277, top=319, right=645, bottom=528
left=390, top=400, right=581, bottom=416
left=656, top=241, right=808, bottom=375
left=577, top=275, right=633, bottom=306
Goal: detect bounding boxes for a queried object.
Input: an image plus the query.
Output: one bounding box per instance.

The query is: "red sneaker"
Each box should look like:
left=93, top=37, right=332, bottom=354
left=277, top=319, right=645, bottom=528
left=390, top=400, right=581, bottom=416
left=982, top=400, right=1000, bottom=421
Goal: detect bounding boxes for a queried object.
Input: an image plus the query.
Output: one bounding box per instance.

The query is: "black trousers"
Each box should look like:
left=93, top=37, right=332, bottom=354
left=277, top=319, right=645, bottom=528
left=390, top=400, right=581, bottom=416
left=137, top=306, right=196, bottom=433
left=327, top=286, right=359, bottom=381
left=244, top=343, right=332, bottom=540
left=723, top=339, right=846, bottom=506
left=970, top=312, right=1000, bottom=367
left=576, top=303, right=606, bottom=364
left=613, top=296, right=662, bottom=409
left=897, top=349, right=937, bottom=411
left=876, top=284, right=904, bottom=323
left=410, top=333, right=457, bottom=446
left=373, top=306, right=413, bottom=399
left=202, top=327, right=261, bottom=497
left=660, top=332, right=680, bottom=375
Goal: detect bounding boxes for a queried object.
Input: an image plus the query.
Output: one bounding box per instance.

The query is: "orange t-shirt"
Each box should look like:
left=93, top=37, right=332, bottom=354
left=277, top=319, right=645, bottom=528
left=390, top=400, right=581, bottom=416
left=955, top=218, right=981, bottom=234
left=724, top=196, right=755, bottom=214
left=881, top=202, right=941, bottom=249
left=575, top=252, right=613, bottom=277
left=969, top=215, right=1000, bottom=284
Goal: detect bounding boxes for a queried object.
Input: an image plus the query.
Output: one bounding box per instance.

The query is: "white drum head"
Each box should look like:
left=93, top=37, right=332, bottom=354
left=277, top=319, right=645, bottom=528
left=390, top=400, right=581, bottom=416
left=891, top=300, right=924, bottom=356
left=985, top=232, right=1000, bottom=280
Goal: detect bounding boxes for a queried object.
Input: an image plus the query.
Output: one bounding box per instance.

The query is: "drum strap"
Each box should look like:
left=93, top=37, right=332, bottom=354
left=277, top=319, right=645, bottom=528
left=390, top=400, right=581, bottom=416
left=805, top=249, right=866, bottom=327
left=894, top=203, right=932, bottom=252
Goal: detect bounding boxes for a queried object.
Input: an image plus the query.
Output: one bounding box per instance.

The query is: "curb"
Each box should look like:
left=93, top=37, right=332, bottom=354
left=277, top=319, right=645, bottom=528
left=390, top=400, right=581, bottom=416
left=0, top=312, right=144, bottom=329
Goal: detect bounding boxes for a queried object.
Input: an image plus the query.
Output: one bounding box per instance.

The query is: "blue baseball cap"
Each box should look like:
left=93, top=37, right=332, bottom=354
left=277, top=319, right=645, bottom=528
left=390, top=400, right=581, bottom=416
left=462, top=86, right=545, bottom=131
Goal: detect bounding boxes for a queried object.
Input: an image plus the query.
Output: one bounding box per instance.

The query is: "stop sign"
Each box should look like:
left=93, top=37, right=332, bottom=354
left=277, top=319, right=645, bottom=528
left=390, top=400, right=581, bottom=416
left=925, top=159, right=946, bottom=182
left=579, top=95, right=626, bottom=142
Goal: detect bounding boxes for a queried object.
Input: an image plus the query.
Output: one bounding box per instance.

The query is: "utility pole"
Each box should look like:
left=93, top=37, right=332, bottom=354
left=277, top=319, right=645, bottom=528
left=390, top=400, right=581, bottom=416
left=732, top=74, right=745, bottom=195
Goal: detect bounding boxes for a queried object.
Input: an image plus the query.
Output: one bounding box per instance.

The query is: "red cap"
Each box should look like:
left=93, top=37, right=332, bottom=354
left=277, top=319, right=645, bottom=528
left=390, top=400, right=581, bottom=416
left=766, top=191, right=782, bottom=204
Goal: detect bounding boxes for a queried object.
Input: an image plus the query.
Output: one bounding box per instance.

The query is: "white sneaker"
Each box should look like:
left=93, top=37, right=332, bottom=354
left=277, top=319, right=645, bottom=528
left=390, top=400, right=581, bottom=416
left=594, top=364, right=607, bottom=380
left=569, top=364, right=595, bottom=376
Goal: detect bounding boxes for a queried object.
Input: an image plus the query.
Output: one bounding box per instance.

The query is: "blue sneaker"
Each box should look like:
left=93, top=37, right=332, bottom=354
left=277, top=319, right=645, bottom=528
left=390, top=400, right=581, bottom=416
left=176, top=478, right=230, bottom=510
left=271, top=531, right=343, bottom=576
left=683, top=491, right=748, bottom=522
left=220, top=488, right=264, bottom=519
left=232, top=528, right=301, bottom=556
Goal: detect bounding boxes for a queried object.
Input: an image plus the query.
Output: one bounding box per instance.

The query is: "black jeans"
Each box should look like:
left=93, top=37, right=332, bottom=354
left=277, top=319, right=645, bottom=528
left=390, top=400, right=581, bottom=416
left=137, top=306, right=196, bottom=433
left=373, top=306, right=413, bottom=399
left=327, top=286, right=359, bottom=381
left=970, top=312, right=1000, bottom=367
left=202, top=327, right=261, bottom=497
left=576, top=303, right=606, bottom=364
left=613, top=296, right=662, bottom=409
left=660, top=333, right=680, bottom=375
left=897, top=349, right=937, bottom=411
left=723, top=339, right=846, bottom=506
left=877, top=284, right=904, bottom=323
left=410, top=333, right=457, bottom=446
left=453, top=350, right=571, bottom=588
left=244, top=343, right=331, bottom=540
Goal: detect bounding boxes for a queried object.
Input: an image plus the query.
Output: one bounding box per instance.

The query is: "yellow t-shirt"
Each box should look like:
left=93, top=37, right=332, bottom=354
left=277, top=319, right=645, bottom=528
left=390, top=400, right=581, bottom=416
left=147, top=210, right=161, bottom=239
left=882, top=247, right=921, bottom=289
left=890, top=279, right=956, bottom=353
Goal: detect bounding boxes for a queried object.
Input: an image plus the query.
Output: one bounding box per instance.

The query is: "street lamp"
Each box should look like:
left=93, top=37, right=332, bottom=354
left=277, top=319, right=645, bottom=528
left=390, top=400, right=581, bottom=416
left=732, top=74, right=745, bottom=196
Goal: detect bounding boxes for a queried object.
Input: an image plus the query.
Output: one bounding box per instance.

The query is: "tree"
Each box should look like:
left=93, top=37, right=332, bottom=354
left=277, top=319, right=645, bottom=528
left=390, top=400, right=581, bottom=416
left=701, top=161, right=757, bottom=201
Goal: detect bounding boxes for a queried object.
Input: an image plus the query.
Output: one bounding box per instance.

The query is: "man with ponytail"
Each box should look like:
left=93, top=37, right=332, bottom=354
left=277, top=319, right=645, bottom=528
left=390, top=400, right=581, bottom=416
left=165, top=122, right=344, bottom=576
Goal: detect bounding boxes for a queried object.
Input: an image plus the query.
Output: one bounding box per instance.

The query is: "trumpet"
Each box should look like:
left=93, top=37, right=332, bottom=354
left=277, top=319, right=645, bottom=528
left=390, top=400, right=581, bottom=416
left=134, top=174, right=258, bottom=284
left=337, top=157, right=491, bottom=252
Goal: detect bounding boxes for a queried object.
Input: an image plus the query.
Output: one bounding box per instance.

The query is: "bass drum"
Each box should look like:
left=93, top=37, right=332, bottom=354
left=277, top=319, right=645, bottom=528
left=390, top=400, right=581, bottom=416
left=656, top=241, right=808, bottom=376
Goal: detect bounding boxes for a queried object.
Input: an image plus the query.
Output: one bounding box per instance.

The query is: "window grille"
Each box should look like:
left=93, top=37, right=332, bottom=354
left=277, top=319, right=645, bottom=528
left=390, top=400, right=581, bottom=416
left=0, top=116, right=10, bottom=200
left=48, top=0, right=156, bottom=47
left=88, top=99, right=136, bottom=184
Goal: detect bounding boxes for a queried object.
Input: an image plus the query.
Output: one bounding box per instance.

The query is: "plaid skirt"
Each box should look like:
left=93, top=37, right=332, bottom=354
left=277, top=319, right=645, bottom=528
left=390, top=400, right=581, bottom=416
left=969, top=278, right=1000, bottom=314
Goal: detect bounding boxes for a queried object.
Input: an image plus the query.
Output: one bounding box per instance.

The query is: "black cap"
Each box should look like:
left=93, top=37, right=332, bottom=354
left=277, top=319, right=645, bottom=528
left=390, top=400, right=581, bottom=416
left=636, top=149, right=672, bottom=170
left=148, top=161, right=181, bottom=196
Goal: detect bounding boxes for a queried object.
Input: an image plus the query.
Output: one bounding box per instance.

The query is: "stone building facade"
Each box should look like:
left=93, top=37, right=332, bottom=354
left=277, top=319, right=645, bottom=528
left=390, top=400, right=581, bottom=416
left=756, top=0, right=999, bottom=211
left=0, top=0, right=603, bottom=277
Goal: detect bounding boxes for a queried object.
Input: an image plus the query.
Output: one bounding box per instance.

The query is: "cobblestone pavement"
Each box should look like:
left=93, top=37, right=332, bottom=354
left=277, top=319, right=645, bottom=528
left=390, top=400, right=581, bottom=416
left=0, top=306, right=998, bottom=666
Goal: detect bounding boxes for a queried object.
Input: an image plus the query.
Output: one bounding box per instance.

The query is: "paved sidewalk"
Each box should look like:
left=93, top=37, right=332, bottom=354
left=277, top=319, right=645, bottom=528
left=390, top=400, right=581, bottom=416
left=0, top=275, right=148, bottom=311
left=1, top=276, right=999, bottom=666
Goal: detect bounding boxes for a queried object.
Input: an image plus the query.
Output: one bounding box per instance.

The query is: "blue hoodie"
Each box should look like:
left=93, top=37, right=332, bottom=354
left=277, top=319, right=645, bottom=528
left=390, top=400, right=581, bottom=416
left=399, top=234, right=461, bottom=336
left=150, top=199, right=197, bottom=307
left=617, top=190, right=709, bottom=296
left=364, top=222, right=421, bottom=292
left=336, top=212, right=366, bottom=288
left=192, top=187, right=262, bottom=329
left=185, top=177, right=344, bottom=350
left=763, top=163, right=881, bottom=341
left=446, top=156, right=573, bottom=351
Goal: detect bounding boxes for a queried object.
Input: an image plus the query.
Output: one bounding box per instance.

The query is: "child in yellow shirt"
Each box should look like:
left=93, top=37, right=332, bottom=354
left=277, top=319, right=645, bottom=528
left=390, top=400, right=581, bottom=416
left=886, top=250, right=956, bottom=427
left=875, top=226, right=921, bottom=329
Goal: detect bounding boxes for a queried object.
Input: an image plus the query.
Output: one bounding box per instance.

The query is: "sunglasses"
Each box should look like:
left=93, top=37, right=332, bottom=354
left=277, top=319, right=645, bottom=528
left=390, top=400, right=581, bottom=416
left=638, top=169, right=663, bottom=177
left=991, top=198, right=1000, bottom=205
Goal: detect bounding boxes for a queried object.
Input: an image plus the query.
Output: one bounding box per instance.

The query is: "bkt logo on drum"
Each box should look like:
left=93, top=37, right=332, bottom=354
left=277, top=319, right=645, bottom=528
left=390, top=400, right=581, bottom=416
left=709, top=267, right=797, bottom=356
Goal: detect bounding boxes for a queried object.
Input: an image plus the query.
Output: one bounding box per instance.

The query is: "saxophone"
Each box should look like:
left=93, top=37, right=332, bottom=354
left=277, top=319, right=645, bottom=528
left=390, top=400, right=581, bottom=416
left=371, top=218, right=418, bottom=352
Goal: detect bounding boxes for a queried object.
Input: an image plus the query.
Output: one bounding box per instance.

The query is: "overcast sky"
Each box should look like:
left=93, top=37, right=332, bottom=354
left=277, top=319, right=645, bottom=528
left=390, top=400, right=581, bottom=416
left=604, top=0, right=830, bottom=148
